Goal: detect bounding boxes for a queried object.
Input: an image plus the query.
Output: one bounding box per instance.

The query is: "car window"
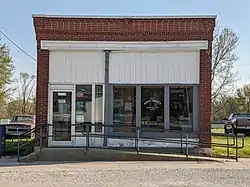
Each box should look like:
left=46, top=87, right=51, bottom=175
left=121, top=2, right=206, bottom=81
left=233, top=114, right=250, bottom=118
left=228, top=114, right=234, bottom=120
left=12, top=116, right=34, bottom=122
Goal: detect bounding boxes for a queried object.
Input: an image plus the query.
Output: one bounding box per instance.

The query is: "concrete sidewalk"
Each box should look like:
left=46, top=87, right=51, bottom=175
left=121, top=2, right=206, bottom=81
left=1, top=149, right=249, bottom=166
left=0, top=157, right=250, bottom=168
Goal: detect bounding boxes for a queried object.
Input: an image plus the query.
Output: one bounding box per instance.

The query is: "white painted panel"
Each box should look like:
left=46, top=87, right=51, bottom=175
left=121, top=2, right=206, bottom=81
left=49, top=51, right=104, bottom=84
left=49, top=52, right=66, bottom=83
left=109, top=51, right=200, bottom=84
left=95, top=96, right=103, bottom=123
left=41, top=40, right=209, bottom=51
left=72, top=137, right=198, bottom=148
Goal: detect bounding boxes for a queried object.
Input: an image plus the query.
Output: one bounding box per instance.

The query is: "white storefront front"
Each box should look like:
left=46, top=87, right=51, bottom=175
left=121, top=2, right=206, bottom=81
left=43, top=40, right=208, bottom=147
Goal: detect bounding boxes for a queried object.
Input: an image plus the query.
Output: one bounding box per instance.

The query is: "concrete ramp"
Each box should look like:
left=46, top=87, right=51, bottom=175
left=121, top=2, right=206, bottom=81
left=19, top=148, right=224, bottom=162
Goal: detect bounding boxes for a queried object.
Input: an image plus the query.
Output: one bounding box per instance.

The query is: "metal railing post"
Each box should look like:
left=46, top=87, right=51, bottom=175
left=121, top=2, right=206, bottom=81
left=40, top=125, right=42, bottom=152
left=86, top=123, right=90, bottom=151
left=135, top=127, right=140, bottom=154
left=180, top=131, right=183, bottom=153
left=135, top=128, right=137, bottom=152
left=242, top=135, right=245, bottom=148
left=236, top=134, right=238, bottom=162
left=227, top=135, right=229, bottom=158
left=186, top=133, right=189, bottom=158
left=17, top=135, right=20, bottom=162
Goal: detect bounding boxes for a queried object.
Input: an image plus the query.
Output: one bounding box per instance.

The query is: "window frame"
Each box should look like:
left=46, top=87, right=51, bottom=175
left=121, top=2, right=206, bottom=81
left=75, top=84, right=104, bottom=134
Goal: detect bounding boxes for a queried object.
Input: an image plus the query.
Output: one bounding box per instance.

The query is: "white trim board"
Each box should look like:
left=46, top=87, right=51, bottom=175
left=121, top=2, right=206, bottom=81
left=41, top=40, right=208, bottom=51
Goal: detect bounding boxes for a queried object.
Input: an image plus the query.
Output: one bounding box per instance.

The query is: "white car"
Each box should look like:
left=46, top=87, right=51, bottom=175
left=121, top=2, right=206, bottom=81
left=4, top=114, right=35, bottom=138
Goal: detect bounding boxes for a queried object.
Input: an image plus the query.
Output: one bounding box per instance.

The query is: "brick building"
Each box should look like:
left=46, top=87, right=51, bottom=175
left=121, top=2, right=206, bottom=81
left=33, top=14, right=216, bottom=148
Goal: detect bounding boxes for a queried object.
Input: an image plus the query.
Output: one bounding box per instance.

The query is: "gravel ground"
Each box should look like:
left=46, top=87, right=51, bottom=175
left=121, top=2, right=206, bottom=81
left=0, top=161, right=250, bottom=187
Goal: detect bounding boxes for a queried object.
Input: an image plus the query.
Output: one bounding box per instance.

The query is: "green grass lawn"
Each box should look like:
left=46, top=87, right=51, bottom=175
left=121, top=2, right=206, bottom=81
left=211, top=129, right=250, bottom=158
left=4, top=138, right=34, bottom=156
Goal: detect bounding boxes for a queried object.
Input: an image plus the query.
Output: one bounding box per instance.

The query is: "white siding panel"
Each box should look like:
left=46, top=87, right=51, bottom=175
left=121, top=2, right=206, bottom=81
left=49, top=51, right=104, bottom=84
left=134, top=54, right=142, bottom=83
left=49, top=52, right=66, bottom=83
left=65, top=52, right=72, bottom=82
left=109, top=51, right=200, bottom=84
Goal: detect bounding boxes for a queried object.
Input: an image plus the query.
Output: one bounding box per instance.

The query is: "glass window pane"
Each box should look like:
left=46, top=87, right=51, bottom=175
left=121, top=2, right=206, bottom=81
left=75, top=85, right=92, bottom=132
left=169, top=86, right=193, bottom=131
left=113, top=86, right=136, bottom=132
left=95, top=85, right=103, bottom=132
left=141, top=86, right=164, bottom=131
left=52, top=92, right=72, bottom=141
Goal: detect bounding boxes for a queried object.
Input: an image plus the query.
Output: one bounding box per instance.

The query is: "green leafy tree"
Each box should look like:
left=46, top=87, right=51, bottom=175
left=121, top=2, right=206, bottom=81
left=212, top=95, right=240, bottom=120
left=6, top=72, right=36, bottom=117
left=212, top=84, right=250, bottom=120
left=0, top=99, right=7, bottom=118
left=7, top=99, right=35, bottom=118
left=6, top=99, right=21, bottom=117
left=0, top=40, right=15, bottom=103
left=236, top=84, right=250, bottom=113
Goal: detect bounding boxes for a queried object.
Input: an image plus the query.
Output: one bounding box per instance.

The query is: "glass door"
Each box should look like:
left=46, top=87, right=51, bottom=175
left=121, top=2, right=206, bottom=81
left=51, top=91, right=73, bottom=142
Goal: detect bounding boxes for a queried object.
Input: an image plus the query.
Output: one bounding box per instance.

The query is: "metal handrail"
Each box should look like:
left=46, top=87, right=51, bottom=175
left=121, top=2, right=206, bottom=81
left=16, top=123, right=245, bottom=162
left=16, top=126, right=42, bottom=161
left=43, top=123, right=244, bottom=144
left=43, top=123, right=238, bottom=145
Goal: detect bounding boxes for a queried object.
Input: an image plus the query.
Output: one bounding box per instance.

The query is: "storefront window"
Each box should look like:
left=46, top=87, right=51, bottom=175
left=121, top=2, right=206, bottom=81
left=169, top=86, right=193, bottom=131
left=95, top=85, right=103, bottom=132
left=75, top=85, right=92, bottom=132
left=141, top=86, right=164, bottom=131
left=113, top=86, right=136, bottom=132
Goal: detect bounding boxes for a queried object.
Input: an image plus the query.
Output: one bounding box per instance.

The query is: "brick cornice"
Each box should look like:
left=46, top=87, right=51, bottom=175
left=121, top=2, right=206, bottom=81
left=34, top=17, right=216, bottom=35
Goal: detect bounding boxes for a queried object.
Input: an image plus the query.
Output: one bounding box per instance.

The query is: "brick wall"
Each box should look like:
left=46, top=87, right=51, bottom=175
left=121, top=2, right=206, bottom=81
left=33, top=16, right=216, bottom=144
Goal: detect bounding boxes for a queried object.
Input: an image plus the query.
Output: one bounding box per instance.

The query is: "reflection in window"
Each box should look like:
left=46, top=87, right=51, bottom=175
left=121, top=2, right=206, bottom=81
left=113, top=86, right=136, bottom=132
left=95, top=85, right=103, bottom=132
left=169, top=86, right=193, bottom=131
left=75, top=85, right=92, bottom=132
left=141, top=87, right=164, bottom=131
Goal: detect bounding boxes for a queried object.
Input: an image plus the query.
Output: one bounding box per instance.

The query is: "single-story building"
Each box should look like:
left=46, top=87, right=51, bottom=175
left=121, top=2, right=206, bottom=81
left=33, top=14, right=216, bottom=149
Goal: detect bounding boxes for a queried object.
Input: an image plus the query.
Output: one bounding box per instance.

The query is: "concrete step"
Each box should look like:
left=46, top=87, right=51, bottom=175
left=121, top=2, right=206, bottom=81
left=19, top=148, right=223, bottom=163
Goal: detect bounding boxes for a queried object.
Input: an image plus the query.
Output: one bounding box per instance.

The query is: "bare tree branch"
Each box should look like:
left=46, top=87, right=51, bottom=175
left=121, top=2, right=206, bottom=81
left=212, top=27, right=239, bottom=102
left=16, top=72, right=36, bottom=114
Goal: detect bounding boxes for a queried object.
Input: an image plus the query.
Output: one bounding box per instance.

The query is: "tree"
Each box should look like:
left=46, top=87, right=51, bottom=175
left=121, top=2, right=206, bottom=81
left=17, top=72, right=36, bottom=114
left=212, top=84, right=250, bottom=120
left=236, top=84, right=250, bottom=113
left=7, top=99, right=35, bottom=117
left=212, top=27, right=239, bottom=116
left=212, top=27, right=239, bottom=101
left=212, top=95, right=240, bottom=120
left=0, top=99, right=7, bottom=118
left=8, top=72, right=36, bottom=116
left=0, top=40, right=15, bottom=103
left=6, top=99, right=21, bottom=117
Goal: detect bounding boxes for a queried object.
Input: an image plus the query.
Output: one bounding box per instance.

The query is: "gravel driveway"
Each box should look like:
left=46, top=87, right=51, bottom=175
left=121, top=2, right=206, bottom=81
left=0, top=161, right=250, bottom=187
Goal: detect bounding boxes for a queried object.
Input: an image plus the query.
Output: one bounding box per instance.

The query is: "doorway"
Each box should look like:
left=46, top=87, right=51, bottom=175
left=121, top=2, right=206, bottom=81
left=48, top=89, right=74, bottom=146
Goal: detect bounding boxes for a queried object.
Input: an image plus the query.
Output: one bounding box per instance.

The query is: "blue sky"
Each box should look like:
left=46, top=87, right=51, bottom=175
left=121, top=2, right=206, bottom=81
left=0, top=0, right=249, bottom=86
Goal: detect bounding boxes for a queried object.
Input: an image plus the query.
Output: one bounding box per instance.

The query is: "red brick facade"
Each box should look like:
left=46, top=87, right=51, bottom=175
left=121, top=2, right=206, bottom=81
left=33, top=15, right=216, bottom=144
